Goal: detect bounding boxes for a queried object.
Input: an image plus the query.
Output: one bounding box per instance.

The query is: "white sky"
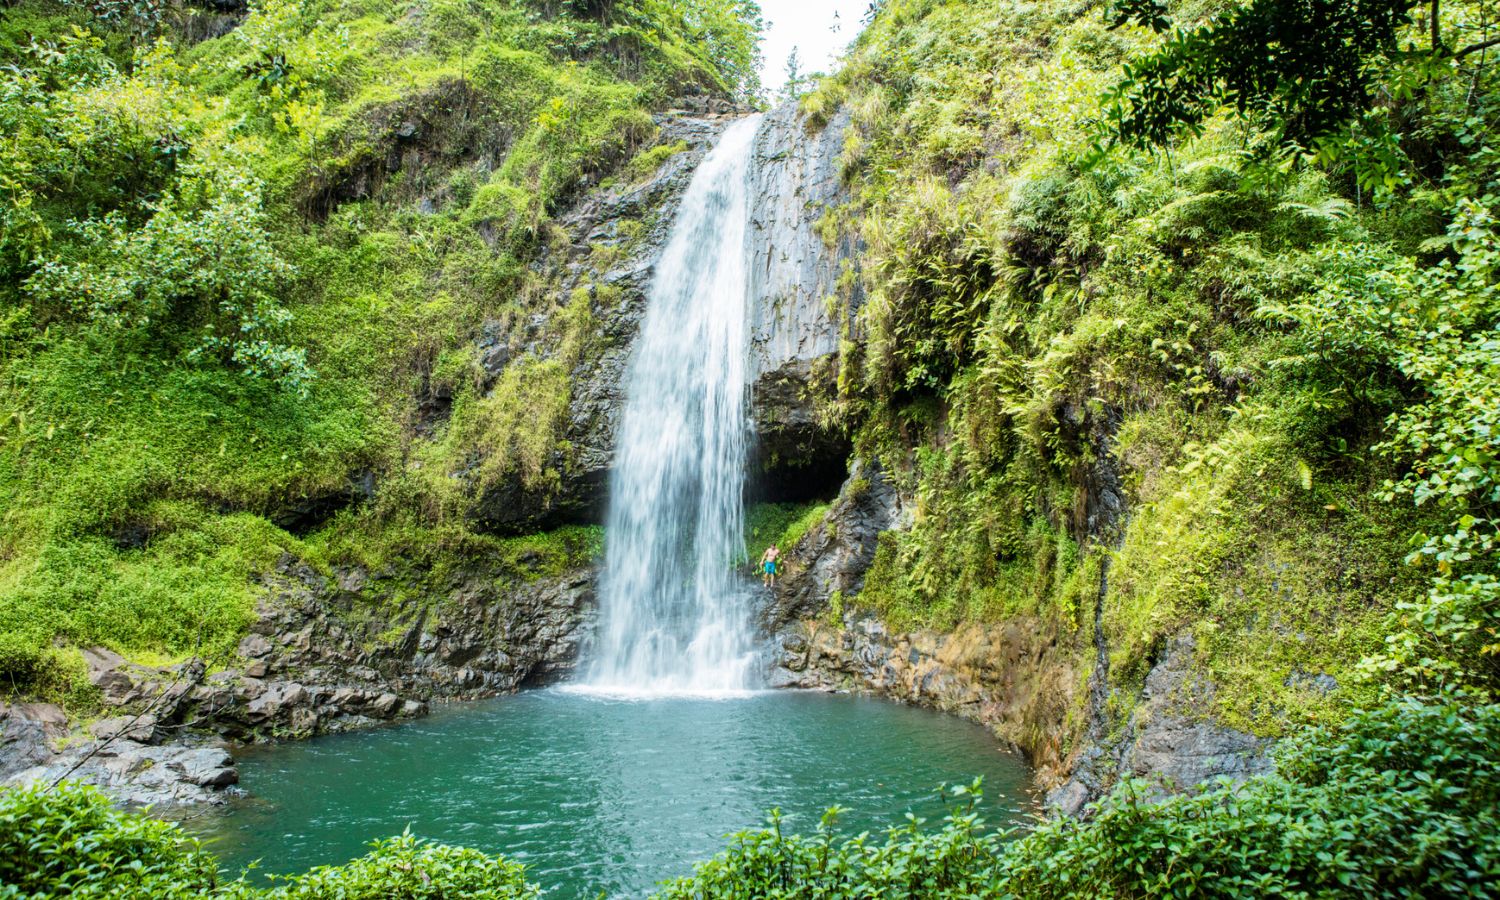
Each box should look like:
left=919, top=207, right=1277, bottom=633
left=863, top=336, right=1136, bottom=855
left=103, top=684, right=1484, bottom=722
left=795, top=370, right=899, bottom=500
left=757, top=0, right=871, bottom=95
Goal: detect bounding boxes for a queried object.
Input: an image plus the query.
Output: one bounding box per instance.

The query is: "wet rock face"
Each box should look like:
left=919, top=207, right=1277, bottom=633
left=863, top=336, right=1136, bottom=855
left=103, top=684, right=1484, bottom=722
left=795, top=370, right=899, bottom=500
left=764, top=459, right=1081, bottom=777
left=471, top=113, right=738, bottom=534
left=746, top=103, right=858, bottom=493
left=1046, top=633, right=1273, bottom=817
left=471, top=101, right=858, bottom=532
left=1126, top=634, right=1273, bottom=788
left=770, top=616, right=1083, bottom=778
left=761, top=459, right=904, bottom=632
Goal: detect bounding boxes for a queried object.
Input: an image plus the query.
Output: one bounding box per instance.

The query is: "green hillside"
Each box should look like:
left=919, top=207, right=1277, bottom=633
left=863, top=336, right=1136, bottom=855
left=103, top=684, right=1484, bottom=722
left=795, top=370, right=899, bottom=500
left=0, top=0, right=759, bottom=694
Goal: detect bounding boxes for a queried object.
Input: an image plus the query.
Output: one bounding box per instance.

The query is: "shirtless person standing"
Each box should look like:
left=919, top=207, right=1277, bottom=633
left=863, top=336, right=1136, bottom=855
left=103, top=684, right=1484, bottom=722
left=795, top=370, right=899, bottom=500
left=759, top=544, right=780, bottom=588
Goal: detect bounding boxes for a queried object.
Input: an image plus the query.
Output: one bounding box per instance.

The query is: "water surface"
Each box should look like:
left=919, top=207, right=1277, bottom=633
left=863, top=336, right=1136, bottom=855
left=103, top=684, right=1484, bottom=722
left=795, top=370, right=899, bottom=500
left=195, top=689, right=1034, bottom=897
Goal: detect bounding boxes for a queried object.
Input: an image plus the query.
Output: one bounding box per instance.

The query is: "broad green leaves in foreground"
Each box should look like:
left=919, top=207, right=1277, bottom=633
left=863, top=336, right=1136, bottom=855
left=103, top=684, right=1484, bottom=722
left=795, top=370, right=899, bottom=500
left=3, top=697, right=1493, bottom=898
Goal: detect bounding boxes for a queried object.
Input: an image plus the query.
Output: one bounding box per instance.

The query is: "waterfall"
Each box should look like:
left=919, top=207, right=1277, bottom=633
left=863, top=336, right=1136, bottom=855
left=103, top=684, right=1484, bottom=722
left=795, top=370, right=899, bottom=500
left=580, top=115, right=763, bottom=696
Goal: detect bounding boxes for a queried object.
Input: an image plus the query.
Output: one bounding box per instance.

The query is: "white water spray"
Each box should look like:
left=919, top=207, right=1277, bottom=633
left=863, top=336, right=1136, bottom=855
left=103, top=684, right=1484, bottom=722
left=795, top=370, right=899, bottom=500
left=579, top=115, right=763, bottom=697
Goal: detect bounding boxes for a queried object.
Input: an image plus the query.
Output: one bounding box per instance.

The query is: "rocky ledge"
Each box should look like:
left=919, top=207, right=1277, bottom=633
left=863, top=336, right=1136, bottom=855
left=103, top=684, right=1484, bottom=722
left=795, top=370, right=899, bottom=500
left=761, top=461, right=1272, bottom=813
left=1, top=702, right=238, bottom=807
left=2, top=552, right=596, bottom=806
left=771, top=616, right=1273, bottom=813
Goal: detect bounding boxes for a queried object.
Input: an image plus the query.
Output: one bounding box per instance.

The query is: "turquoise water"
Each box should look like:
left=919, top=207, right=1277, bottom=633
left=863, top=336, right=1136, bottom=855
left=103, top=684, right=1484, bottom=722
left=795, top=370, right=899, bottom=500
left=194, top=689, right=1035, bottom=898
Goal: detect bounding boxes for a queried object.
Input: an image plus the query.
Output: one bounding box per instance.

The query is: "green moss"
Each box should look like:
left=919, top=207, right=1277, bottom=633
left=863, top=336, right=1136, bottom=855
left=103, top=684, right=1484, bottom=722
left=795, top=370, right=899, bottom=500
left=0, top=0, right=759, bottom=699
left=624, top=139, right=689, bottom=182
left=744, top=501, right=830, bottom=568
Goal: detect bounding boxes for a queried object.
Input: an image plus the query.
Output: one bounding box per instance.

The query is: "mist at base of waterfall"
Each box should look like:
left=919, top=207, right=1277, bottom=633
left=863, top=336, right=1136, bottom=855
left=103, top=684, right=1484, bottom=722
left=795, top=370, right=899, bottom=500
left=584, top=115, right=766, bottom=694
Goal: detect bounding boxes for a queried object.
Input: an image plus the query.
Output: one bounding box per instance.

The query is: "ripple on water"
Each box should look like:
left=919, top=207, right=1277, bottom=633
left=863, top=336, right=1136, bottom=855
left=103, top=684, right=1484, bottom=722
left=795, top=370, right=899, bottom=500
left=193, top=689, right=1035, bottom=898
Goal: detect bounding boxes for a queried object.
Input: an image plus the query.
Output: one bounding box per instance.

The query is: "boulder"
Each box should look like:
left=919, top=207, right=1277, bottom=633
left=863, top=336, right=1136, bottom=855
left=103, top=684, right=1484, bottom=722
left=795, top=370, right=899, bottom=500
left=0, top=703, right=66, bottom=780
left=83, top=647, right=138, bottom=705
left=763, top=458, right=905, bottom=632
left=238, top=633, right=273, bottom=658
left=89, top=715, right=159, bottom=744
left=177, top=747, right=238, bottom=789
left=3, top=739, right=239, bottom=807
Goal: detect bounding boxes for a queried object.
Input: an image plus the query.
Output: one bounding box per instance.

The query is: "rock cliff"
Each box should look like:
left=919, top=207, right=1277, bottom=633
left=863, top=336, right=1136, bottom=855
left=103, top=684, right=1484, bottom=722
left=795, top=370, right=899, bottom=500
left=745, top=103, right=858, bottom=498
left=2, top=550, right=594, bottom=805
left=470, top=101, right=857, bottom=531
left=766, top=423, right=1272, bottom=808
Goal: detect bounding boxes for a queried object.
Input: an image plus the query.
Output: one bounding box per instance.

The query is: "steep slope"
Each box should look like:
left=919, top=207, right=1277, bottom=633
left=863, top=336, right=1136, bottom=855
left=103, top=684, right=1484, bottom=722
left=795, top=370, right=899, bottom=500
left=760, top=0, right=1497, bottom=807
left=0, top=0, right=762, bottom=703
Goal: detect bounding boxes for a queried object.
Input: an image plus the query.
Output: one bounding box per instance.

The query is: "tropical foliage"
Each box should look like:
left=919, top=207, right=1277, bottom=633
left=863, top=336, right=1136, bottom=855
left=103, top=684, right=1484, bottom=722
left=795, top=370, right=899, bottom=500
left=660, top=697, right=1500, bottom=899
left=791, top=0, right=1500, bottom=752
left=0, top=0, right=762, bottom=700
left=0, top=782, right=539, bottom=899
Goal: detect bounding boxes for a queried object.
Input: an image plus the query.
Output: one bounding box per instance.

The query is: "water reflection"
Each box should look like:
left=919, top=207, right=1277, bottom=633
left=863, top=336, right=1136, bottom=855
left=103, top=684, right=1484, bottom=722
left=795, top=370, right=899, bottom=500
left=194, top=690, right=1035, bottom=898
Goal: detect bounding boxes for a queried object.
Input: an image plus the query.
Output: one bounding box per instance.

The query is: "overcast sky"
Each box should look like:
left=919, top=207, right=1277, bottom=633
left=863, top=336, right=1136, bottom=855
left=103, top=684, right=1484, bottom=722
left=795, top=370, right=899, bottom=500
left=757, top=0, right=870, bottom=95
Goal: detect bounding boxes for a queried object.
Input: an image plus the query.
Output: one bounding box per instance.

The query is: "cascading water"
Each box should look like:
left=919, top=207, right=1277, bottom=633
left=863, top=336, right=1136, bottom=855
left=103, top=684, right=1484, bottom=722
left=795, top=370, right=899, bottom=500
left=580, top=115, right=763, bottom=696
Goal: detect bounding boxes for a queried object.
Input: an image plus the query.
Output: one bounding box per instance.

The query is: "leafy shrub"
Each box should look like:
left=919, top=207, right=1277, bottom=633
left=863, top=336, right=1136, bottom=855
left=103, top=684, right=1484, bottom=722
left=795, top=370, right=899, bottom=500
left=0, top=782, right=223, bottom=899
left=262, top=832, right=538, bottom=900
left=25, top=164, right=311, bottom=390
left=1266, top=198, right=1500, bottom=694
left=658, top=696, right=1500, bottom=899
left=998, top=696, right=1500, bottom=898
left=0, top=783, right=538, bottom=900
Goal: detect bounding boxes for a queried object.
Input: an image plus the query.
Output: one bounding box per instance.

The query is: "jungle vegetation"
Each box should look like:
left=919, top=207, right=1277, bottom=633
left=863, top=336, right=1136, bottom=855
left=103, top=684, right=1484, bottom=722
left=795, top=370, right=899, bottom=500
left=2, top=0, right=1498, bottom=895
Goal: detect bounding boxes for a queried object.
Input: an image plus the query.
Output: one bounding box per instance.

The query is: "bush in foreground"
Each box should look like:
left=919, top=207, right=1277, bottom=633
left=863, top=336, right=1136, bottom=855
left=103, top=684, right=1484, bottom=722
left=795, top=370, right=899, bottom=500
left=0, top=783, right=537, bottom=900
left=658, top=696, right=1500, bottom=899
left=0, top=698, right=1493, bottom=898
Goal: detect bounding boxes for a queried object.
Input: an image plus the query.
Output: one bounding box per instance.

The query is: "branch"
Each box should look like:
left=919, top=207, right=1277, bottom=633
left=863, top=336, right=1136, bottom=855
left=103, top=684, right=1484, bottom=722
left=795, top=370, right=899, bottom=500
left=47, top=625, right=207, bottom=793
left=1455, top=34, right=1500, bottom=58
left=46, top=659, right=204, bottom=791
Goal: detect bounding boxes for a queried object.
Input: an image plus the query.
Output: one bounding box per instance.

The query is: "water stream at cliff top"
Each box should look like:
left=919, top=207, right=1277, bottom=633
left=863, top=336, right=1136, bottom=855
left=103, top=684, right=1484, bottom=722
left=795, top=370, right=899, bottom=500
left=578, top=115, right=762, bottom=696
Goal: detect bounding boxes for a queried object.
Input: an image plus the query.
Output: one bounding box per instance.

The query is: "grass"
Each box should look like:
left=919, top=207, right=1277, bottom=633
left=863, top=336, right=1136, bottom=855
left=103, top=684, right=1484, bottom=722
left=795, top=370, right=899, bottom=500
left=745, top=500, right=832, bottom=568
left=0, top=0, right=759, bottom=701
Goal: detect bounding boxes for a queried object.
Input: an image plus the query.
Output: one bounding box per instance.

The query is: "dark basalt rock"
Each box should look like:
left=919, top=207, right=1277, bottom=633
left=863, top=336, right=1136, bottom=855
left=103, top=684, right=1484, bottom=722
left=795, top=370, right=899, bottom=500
left=1045, top=633, right=1273, bottom=817
left=469, top=112, right=736, bottom=534
left=0, top=703, right=67, bottom=781
left=470, top=101, right=858, bottom=533
left=2, top=687, right=239, bottom=807
left=746, top=102, right=860, bottom=497
left=4, top=738, right=240, bottom=807
left=2, top=550, right=598, bottom=807
left=175, top=554, right=598, bottom=743
left=761, top=458, right=905, bottom=633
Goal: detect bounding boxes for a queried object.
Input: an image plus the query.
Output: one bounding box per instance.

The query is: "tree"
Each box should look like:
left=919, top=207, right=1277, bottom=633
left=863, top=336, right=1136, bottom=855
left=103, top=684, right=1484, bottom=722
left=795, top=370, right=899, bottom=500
left=1103, top=0, right=1500, bottom=150
left=782, top=46, right=805, bottom=101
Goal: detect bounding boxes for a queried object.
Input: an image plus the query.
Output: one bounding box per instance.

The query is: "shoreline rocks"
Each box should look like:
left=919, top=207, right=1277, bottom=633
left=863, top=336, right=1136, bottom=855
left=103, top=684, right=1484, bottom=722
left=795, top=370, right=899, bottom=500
left=1, top=551, right=598, bottom=807
left=4, top=737, right=240, bottom=808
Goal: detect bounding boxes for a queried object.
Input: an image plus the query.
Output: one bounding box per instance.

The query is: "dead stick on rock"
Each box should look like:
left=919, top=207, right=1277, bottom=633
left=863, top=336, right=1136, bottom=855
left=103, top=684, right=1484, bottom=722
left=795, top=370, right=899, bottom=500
left=47, top=626, right=206, bottom=792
